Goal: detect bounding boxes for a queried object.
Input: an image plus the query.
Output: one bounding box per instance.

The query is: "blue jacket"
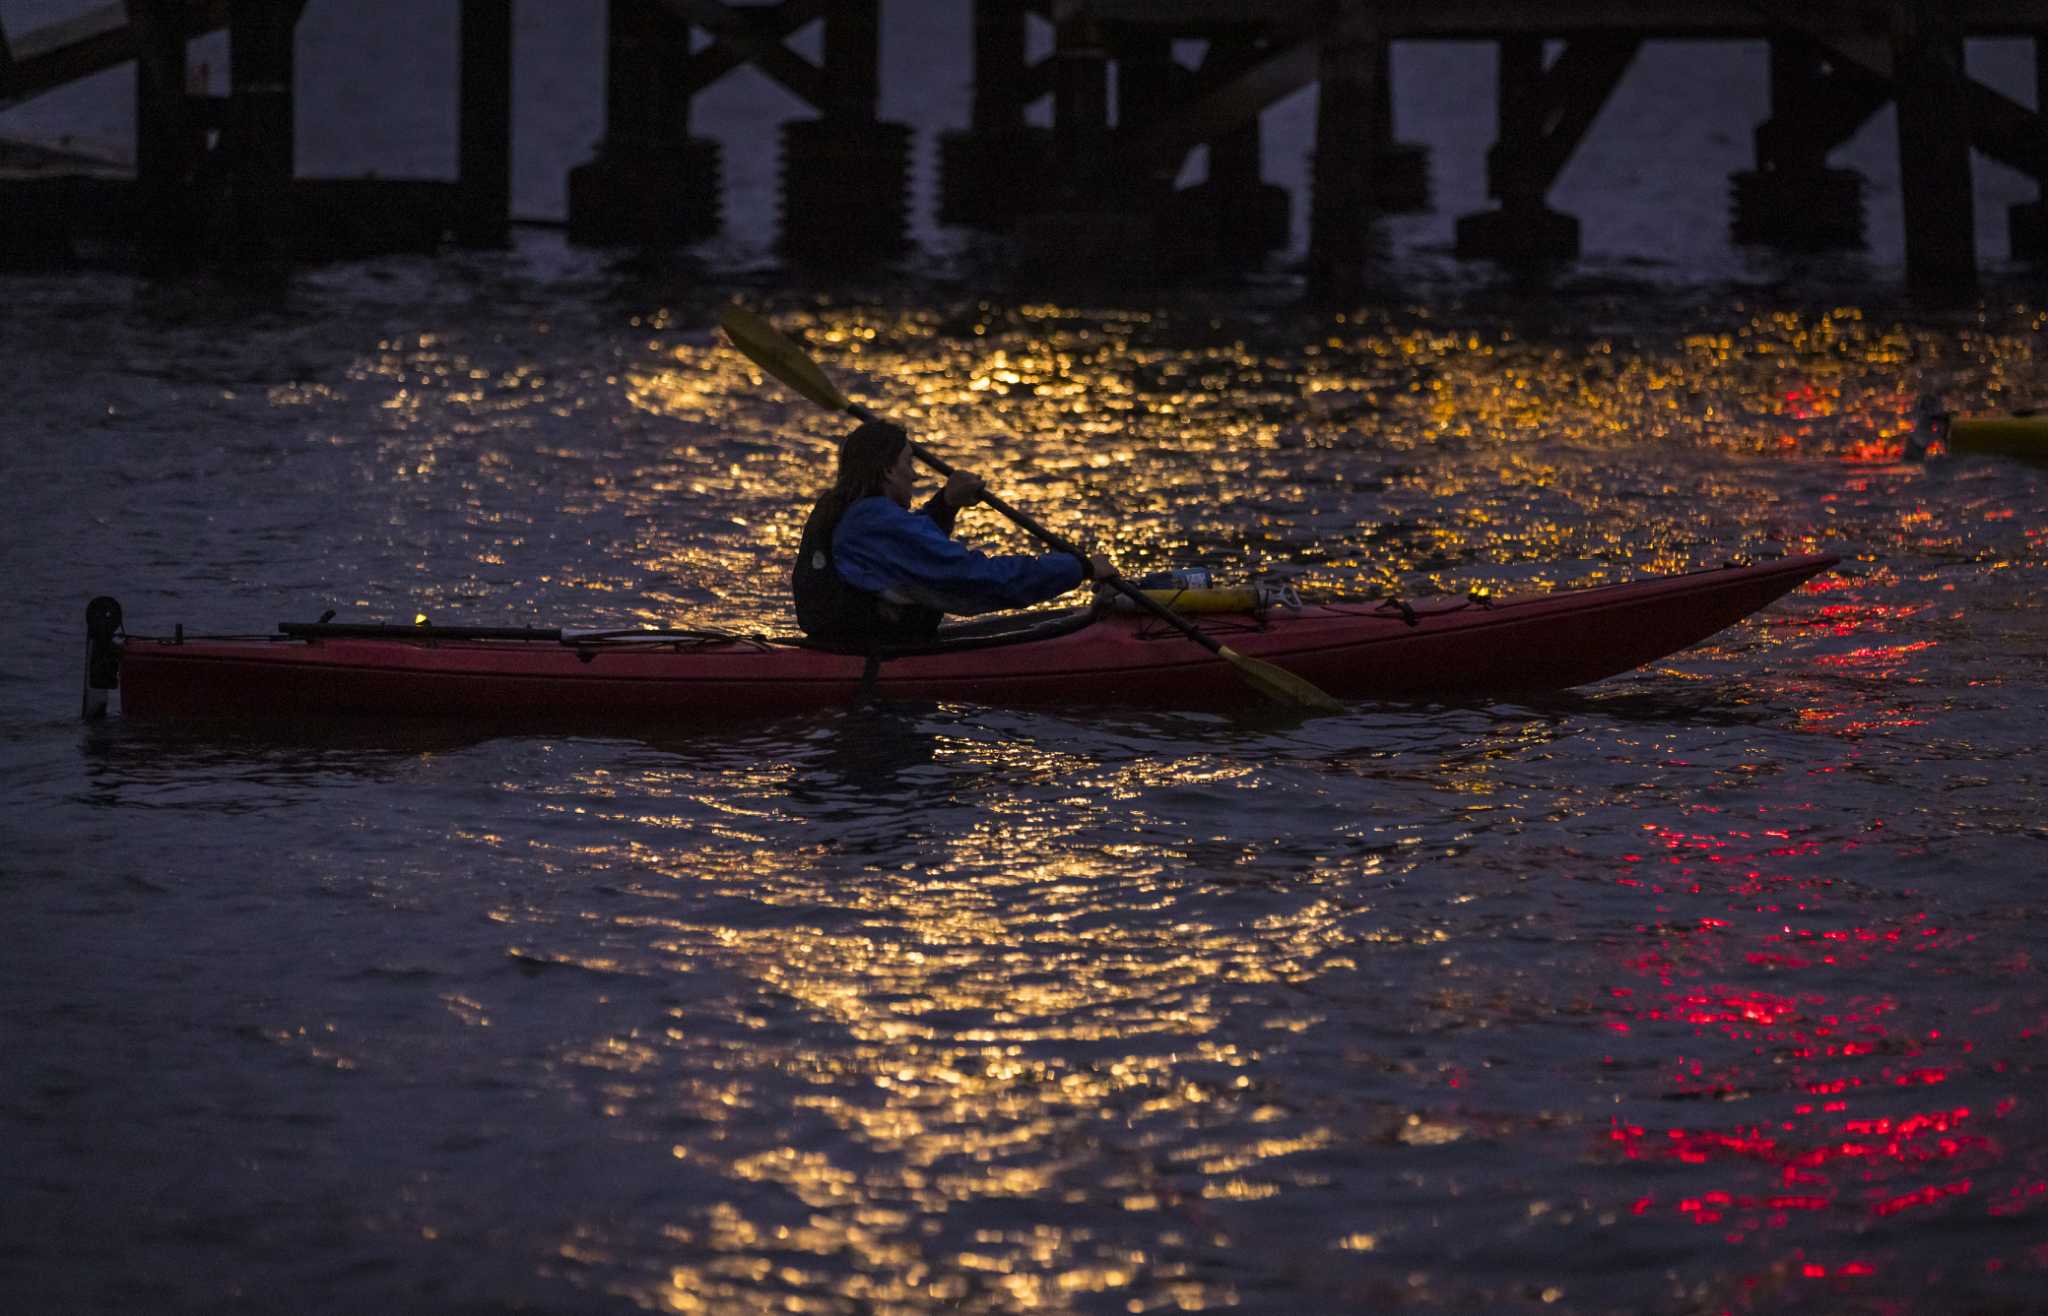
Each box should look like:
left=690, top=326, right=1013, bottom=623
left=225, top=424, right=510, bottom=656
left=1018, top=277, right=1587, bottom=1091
left=831, top=496, right=1084, bottom=616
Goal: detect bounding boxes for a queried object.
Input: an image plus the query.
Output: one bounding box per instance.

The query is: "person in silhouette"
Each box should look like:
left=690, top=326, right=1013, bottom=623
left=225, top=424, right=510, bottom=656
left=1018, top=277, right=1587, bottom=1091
left=792, top=420, right=1110, bottom=646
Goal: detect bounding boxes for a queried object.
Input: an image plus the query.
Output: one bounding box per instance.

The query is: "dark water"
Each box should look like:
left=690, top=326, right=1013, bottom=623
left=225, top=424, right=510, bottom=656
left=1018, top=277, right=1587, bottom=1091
left=4, top=243, right=2047, bottom=1314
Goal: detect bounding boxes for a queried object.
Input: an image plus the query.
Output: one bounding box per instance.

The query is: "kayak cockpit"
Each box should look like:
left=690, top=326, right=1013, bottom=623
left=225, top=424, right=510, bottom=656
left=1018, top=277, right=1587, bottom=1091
left=787, top=604, right=1101, bottom=658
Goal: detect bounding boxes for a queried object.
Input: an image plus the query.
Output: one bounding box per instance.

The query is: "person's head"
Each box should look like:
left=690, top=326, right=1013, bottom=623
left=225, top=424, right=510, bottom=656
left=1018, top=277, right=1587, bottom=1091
left=833, top=420, right=915, bottom=509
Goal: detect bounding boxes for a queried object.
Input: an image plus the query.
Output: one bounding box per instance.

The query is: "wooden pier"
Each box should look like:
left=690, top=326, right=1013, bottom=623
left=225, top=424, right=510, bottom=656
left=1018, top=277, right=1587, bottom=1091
left=1, top=0, right=2045, bottom=293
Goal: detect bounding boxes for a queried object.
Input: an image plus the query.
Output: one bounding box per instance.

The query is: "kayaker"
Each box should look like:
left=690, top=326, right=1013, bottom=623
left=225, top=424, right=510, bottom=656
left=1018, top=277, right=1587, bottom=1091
left=793, top=419, right=1112, bottom=646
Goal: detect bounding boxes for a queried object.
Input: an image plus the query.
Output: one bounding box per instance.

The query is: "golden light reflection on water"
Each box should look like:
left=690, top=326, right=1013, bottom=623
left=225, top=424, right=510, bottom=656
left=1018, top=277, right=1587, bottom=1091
left=398, top=296, right=2030, bottom=630
left=295, top=293, right=2048, bottom=1310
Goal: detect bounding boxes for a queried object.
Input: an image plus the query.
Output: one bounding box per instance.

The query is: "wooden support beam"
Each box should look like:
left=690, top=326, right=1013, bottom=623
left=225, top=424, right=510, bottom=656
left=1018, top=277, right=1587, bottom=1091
left=2039, top=30, right=2047, bottom=145
left=227, top=0, right=300, bottom=264
left=1456, top=33, right=1580, bottom=262
left=1201, top=37, right=1272, bottom=187
left=1062, top=1, right=2048, bottom=41
left=1209, top=115, right=1262, bottom=188
left=569, top=0, right=721, bottom=245
left=1019, top=51, right=1057, bottom=107
left=2038, top=30, right=2048, bottom=198
left=610, top=1, right=695, bottom=146
left=1053, top=9, right=1111, bottom=190
left=130, top=1, right=189, bottom=194
left=1771, top=38, right=1831, bottom=170
left=457, top=0, right=513, bottom=247
left=665, top=0, right=825, bottom=109
left=1309, top=0, right=1381, bottom=299
left=1115, top=30, right=1180, bottom=134
left=822, top=0, right=879, bottom=119
left=1369, top=34, right=1394, bottom=145
left=973, top=0, right=1030, bottom=130
left=128, top=0, right=201, bottom=262
left=1895, top=0, right=1977, bottom=288
left=2013, top=32, right=2048, bottom=260
left=1492, top=34, right=1540, bottom=202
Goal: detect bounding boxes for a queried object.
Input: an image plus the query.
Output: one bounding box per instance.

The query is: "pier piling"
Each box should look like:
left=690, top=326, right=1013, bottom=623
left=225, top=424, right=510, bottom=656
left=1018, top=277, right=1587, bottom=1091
left=5, top=0, right=2047, bottom=285
left=1365, top=40, right=1428, bottom=214
left=1894, top=0, right=1978, bottom=290
left=568, top=0, right=720, bottom=247
left=2012, top=33, right=2048, bottom=263
left=131, top=0, right=202, bottom=265
left=779, top=0, right=912, bottom=261
left=1454, top=34, right=1620, bottom=266
left=938, top=0, right=1050, bottom=230
left=456, top=0, right=513, bottom=248
left=1202, top=106, right=1290, bottom=265
left=1731, top=37, right=1875, bottom=251
left=226, top=0, right=299, bottom=267
left=1013, top=10, right=1151, bottom=282
left=1308, top=0, right=1383, bottom=302
left=1163, top=32, right=1294, bottom=270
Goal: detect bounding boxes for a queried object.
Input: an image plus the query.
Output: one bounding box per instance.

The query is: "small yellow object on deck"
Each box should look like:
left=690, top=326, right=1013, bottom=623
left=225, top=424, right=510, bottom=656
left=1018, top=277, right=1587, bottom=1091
left=1948, top=413, right=2048, bottom=458
left=1133, top=587, right=1264, bottom=614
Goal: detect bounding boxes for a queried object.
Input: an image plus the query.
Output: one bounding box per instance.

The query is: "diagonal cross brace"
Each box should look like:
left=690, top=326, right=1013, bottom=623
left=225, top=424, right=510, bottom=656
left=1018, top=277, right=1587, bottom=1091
left=3, top=0, right=227, bottom=111
left=1966, top=78, right=2048, bottom=179
left=1754, top=44, right=1891, bottom=169
left=1756, top=8, right=2048, bottom=186
left=1124, top=11, right=1327, bottom=171
left=661, top=0, right=826, bottom=108
left=1489, top=35, right=1640, bottom=201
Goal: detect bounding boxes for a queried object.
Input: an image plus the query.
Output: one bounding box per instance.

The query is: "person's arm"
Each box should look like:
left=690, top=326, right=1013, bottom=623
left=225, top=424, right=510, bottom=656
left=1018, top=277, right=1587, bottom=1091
left=916, top=491, right=959, bottom=536
left=834, top=498, right=1084, bottom=615
left=916, top=471, right=983, bottom=536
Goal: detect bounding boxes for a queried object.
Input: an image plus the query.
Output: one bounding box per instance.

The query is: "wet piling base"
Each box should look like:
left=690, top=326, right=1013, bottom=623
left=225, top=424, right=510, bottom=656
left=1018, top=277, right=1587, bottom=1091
left=0, top=175, right=463, bottom=271
left=0, top=177, right=127, bottom=269
left=1009, top=176, right=1291, bottom=287
left=1173, top=180, right=1292, bottom=269
left=1370, top=142, right=1432, bottom=214
left=943, top=133, right=1303, bottom=277
left=1731, top=167, right=1867, bottom=250
left=2013, top=201, right=2048, bottom=263
left=936, top=128, right=1054, bottom=230
left=1012, top=209, right=1160, bottom=285
left=779, top=119, right=912, bottom=263
left=567, top=139, right=722, bottom=248
left=1454, top=204, right=1580, bottom=264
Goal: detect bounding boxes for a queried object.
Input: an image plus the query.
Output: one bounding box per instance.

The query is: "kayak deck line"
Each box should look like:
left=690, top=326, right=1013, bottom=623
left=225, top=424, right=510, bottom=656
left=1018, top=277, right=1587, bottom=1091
left=273, top=621, right=798, bottom=648
left=95, top=554, right=1841, bottom=722
left=1123, top=555, right=1842, bottom=658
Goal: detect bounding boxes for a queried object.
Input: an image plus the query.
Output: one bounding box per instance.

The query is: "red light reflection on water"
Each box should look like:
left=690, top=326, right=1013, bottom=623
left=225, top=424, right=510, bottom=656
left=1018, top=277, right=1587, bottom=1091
left=1591, top=811, right=2032, bottom=1260
left=1796, top=601, right=1923, bottom=639
left=1811, top=639, right=1937, bottom=674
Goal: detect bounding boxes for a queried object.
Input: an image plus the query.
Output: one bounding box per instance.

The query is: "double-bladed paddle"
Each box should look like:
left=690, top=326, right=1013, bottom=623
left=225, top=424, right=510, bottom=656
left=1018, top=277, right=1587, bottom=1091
left=719, top=304, right=1343, bottom=713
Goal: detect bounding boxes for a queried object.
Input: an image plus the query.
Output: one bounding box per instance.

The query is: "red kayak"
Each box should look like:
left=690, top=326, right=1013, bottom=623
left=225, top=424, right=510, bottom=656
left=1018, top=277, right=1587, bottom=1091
left=94, top=555, right=1837, bottom=722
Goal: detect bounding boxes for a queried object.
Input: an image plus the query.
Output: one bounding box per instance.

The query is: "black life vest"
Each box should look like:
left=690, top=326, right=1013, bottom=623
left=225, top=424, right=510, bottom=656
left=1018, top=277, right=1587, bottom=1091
left=792, top=494, right=954, bottom=647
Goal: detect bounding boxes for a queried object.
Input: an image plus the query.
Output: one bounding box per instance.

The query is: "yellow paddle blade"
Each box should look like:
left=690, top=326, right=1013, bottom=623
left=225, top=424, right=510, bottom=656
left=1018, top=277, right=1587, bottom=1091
left=1217, top=646, right=1346, bottom=713
left=720, top=305, right=852, bottom=413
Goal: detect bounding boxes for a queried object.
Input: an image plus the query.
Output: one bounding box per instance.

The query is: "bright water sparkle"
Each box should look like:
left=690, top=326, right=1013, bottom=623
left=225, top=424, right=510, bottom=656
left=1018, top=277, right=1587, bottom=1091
left=2, top=242, right=2046, bottom=1314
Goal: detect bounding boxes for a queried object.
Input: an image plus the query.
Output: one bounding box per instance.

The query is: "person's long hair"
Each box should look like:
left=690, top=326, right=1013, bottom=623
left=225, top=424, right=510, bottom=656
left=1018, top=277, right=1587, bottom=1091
left=804, top=420, right=909, bottom=544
